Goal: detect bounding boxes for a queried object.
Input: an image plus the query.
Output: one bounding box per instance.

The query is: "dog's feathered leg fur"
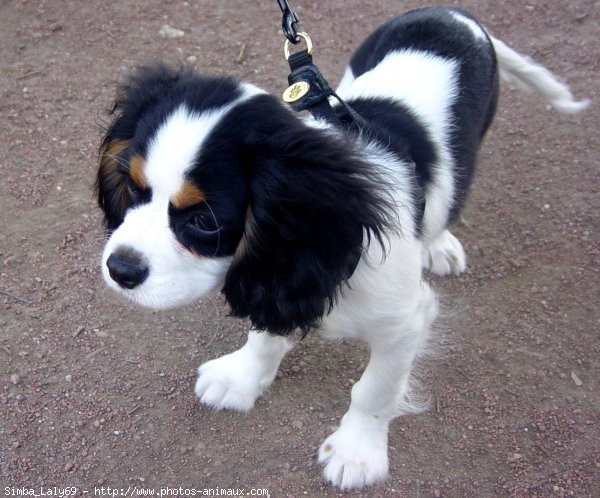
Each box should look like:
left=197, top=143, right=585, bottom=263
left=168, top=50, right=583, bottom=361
left=318, top=280, right=438, bottom=490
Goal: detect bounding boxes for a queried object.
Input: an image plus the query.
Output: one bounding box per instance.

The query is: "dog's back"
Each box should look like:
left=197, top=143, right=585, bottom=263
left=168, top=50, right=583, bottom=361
left=336, top=7, right=587, bottom=242
left=336, top=8, right=498, bottom=240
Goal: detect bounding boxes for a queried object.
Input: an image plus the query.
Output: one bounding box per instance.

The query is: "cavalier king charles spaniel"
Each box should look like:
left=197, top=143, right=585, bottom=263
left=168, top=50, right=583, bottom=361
left=96, top=7, right=587, bottom=490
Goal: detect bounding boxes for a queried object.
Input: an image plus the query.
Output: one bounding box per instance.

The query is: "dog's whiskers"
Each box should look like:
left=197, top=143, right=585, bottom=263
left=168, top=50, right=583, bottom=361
left=103, top=153, right=130, bottom=170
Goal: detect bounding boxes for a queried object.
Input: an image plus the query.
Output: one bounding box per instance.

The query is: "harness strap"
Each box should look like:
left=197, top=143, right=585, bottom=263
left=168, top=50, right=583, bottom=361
left=285, top=50, right=340, bottom=124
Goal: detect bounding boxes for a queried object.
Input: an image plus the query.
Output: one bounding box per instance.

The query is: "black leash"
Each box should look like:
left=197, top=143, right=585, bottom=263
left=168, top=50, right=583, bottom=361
left=277, top=0, right=300, bottom=44
left=276, top=1, right=361, bottom=126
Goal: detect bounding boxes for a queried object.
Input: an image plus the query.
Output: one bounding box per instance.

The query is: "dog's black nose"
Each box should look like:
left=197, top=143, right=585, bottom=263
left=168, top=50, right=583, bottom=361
left=106, top=247, right=149, bottom=289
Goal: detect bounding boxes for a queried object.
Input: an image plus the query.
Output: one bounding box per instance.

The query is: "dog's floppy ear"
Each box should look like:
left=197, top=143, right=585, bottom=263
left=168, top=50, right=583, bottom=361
left=95, top=65, right=183, bottom=229
left=223, top=97, right=394, bottom=335
left=96, top=137, right=131, bottom=229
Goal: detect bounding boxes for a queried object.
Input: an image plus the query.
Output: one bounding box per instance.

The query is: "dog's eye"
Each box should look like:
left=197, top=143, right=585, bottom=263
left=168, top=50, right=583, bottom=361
left=187, top=212, right=219, bottom=234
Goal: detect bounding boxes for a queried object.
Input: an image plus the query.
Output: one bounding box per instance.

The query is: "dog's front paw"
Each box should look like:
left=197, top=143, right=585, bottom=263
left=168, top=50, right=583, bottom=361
left=318, top=411, right=389, bottom=490
left=422, top=229, right=466, bottom=276
left=194, top=348, right=277, bottom=412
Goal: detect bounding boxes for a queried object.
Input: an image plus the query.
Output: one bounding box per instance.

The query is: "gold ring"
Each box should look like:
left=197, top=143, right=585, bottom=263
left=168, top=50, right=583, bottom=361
left=284, top=32, right=313, bottom=60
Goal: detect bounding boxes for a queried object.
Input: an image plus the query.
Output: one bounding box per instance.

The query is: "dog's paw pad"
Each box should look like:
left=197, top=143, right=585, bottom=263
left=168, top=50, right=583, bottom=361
left=318, top=422, right=389, bottom=490
left=422, top=230, right=466, bottom=276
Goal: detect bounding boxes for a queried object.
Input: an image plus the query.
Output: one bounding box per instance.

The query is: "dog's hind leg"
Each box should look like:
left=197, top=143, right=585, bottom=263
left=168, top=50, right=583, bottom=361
left=318, top=281, right=437, bottom=490
left=195, top=330, right=293, bottom=412
left=422, top=229, right=467, bottom=276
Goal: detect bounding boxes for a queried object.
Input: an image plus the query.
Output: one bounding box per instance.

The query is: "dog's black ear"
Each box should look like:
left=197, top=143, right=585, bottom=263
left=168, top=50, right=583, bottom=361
left=95, top=65, right=184, bottom=229
left=96, top=136, right=132, bottom=230
left=222, top=97, right=394, bottom=335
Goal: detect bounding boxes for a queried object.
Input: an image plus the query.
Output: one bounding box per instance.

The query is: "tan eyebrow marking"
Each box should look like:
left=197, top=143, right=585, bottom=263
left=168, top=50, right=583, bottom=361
left=129, top=155, right=148, bottom=189
left=171, top=181, right=206, bottom=210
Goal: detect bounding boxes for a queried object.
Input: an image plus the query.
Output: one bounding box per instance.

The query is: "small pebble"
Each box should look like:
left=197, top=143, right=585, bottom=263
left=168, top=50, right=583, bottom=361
left=159, top=24, right=185, bottom=39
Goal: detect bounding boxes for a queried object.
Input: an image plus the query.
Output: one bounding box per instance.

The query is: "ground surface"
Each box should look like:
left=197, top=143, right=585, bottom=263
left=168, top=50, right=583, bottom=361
left=1, top=1, right=598, bottom=496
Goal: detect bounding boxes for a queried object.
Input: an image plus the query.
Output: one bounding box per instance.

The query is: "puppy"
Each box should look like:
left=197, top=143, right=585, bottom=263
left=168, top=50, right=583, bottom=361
left=96, top=7, right=588, bottom=490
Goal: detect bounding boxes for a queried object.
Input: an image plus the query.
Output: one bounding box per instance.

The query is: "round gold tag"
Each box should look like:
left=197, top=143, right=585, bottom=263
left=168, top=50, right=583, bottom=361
left=283, top=81, right=310, bottom=103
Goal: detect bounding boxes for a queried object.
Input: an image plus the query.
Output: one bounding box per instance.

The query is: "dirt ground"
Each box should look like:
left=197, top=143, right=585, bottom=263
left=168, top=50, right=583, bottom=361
left=1, top=0, right=598, bottom=496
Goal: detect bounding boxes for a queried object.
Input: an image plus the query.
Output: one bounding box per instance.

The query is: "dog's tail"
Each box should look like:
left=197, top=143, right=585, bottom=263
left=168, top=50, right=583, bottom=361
left=489, top=35, right=590, bottom=114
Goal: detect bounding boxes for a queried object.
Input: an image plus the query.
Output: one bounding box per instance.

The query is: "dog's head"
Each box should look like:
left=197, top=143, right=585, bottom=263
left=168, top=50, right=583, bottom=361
left=96, top=66, right=392, bottom=334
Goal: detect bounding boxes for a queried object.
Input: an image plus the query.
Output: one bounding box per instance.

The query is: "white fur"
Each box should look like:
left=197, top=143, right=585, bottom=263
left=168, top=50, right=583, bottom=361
left=336, top=66, right=355, bottom=95
left=337, top=50, right=459, bottom=242
left=490, top=36, right=590, bottom=113
left=450, top=11, right=487, bottom=41
left=145, top=106, right=224, bottom=197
